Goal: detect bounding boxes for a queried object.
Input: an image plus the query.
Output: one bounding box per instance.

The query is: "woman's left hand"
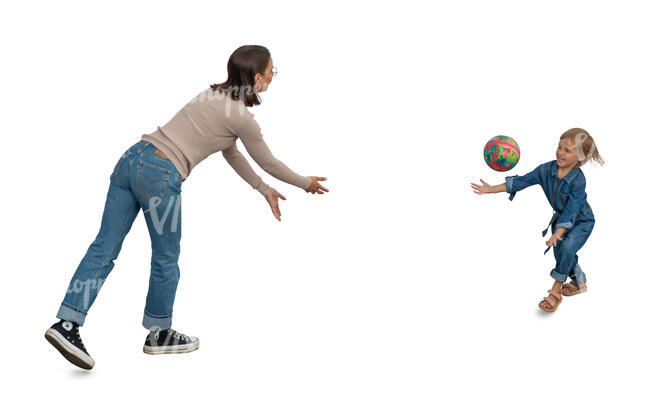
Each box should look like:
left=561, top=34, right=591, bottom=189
left=265, top=189, right=286, bottom=221
left=305, top=176, right=329, bottom=194
left=546, top=232, right=564, bottom=248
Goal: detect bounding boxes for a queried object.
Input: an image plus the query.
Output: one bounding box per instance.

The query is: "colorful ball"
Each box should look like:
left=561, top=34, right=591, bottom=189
left=483, top=136, right=520, bottom=171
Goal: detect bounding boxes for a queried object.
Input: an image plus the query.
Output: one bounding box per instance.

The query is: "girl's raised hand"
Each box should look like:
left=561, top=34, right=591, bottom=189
left=305, top=176, right=329, bottom=194
left=471, top=179, right=492, bottom=195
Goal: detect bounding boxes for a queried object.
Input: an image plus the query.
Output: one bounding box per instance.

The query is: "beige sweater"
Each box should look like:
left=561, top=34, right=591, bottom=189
left=141, top=87, right=311, bottom=196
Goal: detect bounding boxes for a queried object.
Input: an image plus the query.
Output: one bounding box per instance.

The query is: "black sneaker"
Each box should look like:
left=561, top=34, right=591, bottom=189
left=143, top=328, right=199, bottom=355
left=45, top=320, right=95, bottom=370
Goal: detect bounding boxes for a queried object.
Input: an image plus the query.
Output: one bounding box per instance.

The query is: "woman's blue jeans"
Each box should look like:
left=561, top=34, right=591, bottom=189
left=549, top=220, right=594, bottom=285
left=56, top=140, right=183, bottom=331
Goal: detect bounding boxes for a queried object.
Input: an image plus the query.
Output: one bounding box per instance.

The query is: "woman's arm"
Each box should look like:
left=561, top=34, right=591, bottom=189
left=222, top=143, right=272, bottom=196
left=223, top=143, right=291, bottom=221
left=236, top=117, right=312, bottom=190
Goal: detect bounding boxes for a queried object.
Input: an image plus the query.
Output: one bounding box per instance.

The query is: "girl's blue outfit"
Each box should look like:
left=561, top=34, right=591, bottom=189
left=505, top=161, right=595, bottom=286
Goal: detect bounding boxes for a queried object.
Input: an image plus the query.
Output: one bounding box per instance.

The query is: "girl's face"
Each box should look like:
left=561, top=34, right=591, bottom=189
left=556, top=138, right=585, bottom=169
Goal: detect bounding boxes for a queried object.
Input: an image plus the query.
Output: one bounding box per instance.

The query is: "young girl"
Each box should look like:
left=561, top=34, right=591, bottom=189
left=44, top=45, right=329, bottom=370
left=471, top=128, right=604, bottom=312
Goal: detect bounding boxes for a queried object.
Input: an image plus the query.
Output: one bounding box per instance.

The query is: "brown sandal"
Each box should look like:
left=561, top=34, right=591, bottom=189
left=562, top=279, right=587, bottom=296
left=539, top=289, right=563, bottom=312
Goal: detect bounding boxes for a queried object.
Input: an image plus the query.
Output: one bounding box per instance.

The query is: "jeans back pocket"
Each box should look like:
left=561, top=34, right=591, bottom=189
left=136, top=160, right=171, bottom=199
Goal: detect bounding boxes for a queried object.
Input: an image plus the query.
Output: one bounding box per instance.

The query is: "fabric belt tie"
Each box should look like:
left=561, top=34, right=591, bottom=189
left=542, top=212, right=559, bottom=255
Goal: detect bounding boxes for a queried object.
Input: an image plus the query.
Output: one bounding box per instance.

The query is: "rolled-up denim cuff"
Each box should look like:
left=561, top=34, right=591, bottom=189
left=56, top=302, right=87, bottom=326
left=143, top=311, right=173, bottom=331
left=505, top=176, right=516, bottom=200
left=570, top=263, right=586, bottom=286
left=556, top=221, right=573, bottom=230
left=550, top=268, right=569, bottom=283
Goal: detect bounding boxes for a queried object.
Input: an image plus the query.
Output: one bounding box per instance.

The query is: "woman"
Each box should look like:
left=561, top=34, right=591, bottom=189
left=44, top=45, right=328, bottom=370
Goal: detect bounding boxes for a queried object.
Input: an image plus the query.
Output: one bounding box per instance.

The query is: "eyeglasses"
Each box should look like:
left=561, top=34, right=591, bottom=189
left=265, top=66, right=278, bottom=78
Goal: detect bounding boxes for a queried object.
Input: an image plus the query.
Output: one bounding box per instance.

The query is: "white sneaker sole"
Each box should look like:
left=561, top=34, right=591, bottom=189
left=143, top=339, right=200, bottom=355
left=45, top=328, right=95, bottom=370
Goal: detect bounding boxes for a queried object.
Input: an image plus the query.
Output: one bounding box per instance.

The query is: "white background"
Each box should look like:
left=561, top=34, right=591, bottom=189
left=2, top=0, right=648, bottom=412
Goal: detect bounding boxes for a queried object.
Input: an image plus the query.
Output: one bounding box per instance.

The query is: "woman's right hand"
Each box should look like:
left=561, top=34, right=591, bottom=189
left=305, top=176, right=329, bottom=194
left=471, top=179, right=492, bottom=195
left=265, top=189, right=286, bottom=221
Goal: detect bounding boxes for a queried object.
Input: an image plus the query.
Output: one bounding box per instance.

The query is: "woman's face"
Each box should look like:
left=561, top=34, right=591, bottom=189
left=254, top=57, right=274, bottom=93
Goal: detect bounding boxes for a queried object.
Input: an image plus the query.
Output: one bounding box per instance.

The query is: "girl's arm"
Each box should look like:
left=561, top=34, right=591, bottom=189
left=471, top=180, right=505, bottom=194
left=472, top=165, right=543, bottom=197
left=489, top=183, right=506, bottom=193
left=505, top=165, right=543, bottom=200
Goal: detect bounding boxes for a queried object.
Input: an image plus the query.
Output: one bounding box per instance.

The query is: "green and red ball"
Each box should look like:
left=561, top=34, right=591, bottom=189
left=483, top=136, right=520, bottom=171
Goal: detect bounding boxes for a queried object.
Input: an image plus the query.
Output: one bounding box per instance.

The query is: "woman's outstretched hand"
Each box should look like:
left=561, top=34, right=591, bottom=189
left=471, top=179, right=492, bottom=195
left=305, top=176, right=329, bottom=194
left=265, top=189, right=286, bottom=221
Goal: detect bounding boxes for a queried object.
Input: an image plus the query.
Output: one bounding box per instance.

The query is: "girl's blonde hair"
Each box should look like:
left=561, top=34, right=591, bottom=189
left=560, top=127, right=605, bottom=167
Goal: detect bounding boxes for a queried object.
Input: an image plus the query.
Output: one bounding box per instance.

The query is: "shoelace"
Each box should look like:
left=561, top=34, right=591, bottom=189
left=169, top=329, right=189, bottom=342
left=73, top=325, right=85, bottom=348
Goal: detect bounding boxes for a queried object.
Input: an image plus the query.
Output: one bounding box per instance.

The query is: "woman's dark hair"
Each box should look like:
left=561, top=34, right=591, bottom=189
left=210, top=45, right=271, bottom=107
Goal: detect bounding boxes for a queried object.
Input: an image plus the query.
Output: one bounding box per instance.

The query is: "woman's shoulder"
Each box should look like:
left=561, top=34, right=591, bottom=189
left=189, top=86, right=250, bottom=107
left=192, top=87, right=256, bottom=123
left=188, top=87, right=224, bottom=103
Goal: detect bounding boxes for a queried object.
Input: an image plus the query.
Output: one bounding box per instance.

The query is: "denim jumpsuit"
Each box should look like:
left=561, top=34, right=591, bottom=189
left=56, top=140, right=183, bottom=331
left=505, top=160, right=595, bottom=285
